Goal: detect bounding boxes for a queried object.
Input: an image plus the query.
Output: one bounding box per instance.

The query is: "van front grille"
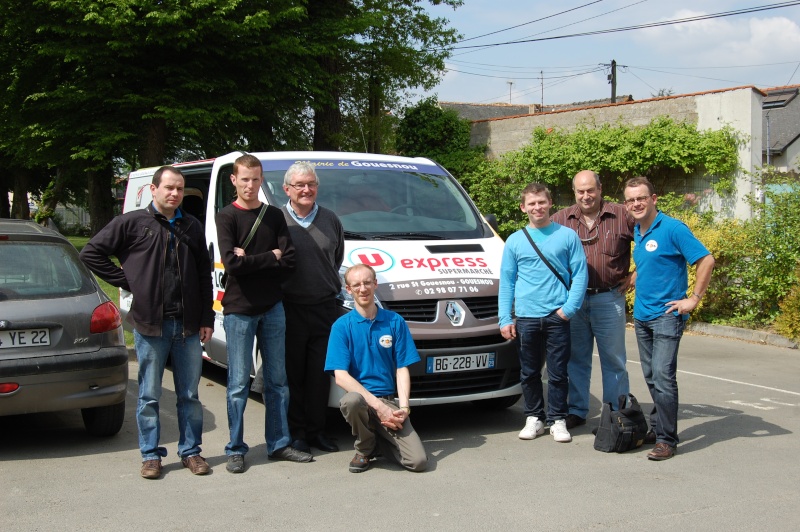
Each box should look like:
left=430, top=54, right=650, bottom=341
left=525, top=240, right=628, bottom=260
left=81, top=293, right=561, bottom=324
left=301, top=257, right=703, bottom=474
left=410, top=368, right=513, bottom=398
left=382, top=296, right=498, bottom=323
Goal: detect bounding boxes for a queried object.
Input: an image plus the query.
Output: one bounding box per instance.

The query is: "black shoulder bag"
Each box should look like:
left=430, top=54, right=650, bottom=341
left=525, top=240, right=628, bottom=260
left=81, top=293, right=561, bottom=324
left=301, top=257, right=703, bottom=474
left=521, top=227, right=569, bottom=289
left=593, top=393, right=649, bottom=453
left=220, top=204, right=268, bottom=289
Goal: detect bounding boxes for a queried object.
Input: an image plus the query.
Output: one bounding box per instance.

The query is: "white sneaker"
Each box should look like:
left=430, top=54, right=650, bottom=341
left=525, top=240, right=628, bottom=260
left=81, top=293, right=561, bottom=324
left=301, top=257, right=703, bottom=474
left=551, top=419, right=572, bottom=443
left=518, top=416, right=545, bottom=440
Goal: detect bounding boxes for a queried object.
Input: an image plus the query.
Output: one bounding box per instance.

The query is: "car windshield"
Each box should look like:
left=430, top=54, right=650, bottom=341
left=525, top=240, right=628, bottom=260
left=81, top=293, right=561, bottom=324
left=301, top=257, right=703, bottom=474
left=0, top=241, right=95, bottom=301
left=261, top=165, right=487, bottom=240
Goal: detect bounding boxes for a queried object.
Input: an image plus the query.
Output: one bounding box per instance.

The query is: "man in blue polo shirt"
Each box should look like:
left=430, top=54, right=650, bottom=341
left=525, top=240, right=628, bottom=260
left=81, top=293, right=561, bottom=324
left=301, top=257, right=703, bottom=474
left=324, top=264, right=427, bottom=473
left=623, top=176, right=715, bottom=461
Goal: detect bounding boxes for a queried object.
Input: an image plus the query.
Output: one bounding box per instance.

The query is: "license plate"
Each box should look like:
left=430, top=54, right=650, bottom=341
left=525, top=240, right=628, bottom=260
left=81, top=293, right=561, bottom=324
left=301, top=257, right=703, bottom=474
left=0, top=329, right=51, bottom=349
left=426, top=353, right=495, bottom=374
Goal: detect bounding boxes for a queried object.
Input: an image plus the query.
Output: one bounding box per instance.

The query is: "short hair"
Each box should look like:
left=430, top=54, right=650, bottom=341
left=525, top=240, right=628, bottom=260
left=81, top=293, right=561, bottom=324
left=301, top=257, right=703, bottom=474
left=284, top=162, right=319, bottom=186
left=233, top=153, right=262, bottom=175
left=344, top=263, right=377, bottom=286
left=572, top=170, right=601, bottom=189
left=520, top=182, right=552, bottom=203
left=623, top=176, right=655, bottom=196
left=152, top=166, right=184, bottom=187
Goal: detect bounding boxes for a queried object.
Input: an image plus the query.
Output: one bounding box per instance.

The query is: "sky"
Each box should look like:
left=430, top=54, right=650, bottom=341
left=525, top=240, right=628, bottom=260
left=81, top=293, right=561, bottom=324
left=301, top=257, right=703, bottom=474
left=420, top=0, right=800, bottom=106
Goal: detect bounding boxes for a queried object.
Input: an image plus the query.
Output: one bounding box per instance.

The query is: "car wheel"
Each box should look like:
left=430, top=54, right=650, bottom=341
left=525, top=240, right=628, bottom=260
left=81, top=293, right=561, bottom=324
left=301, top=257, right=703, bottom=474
left=472, top=394, right=521, bottom=410
left=81, top=401, right=125, bottom=437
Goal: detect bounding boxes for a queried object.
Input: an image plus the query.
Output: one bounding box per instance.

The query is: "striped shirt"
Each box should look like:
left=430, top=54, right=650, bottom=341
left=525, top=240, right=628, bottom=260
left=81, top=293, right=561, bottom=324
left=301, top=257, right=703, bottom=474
left=551, top=201, right=634, bottom=289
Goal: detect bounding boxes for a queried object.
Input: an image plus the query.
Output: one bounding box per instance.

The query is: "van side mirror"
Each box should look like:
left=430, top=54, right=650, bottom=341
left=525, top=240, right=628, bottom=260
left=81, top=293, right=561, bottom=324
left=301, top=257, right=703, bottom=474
left=484, top=213, right=499, bottom=233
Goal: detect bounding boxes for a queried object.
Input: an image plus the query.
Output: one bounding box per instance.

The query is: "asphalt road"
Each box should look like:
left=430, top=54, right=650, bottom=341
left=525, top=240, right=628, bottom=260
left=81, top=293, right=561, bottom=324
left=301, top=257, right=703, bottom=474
left=2, top=329, right=798, bottom=531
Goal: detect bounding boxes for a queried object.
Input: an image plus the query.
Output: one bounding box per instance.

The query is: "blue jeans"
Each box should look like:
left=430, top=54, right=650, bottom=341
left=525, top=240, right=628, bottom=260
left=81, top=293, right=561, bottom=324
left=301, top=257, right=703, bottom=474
left=516, top=312, right=571, bottom=422
left=134, top=319, right=204, bottom=461
left=634, top=314, right=685, bottom=447
left=568, top=290, right=630, bottom=418
left=223, top=302, right=292, bottom=456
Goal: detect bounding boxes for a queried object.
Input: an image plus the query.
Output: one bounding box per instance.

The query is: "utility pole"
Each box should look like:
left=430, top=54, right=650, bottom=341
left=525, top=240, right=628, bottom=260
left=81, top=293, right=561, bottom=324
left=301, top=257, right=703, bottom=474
left=612, top=59, right=617, bottom=103
left=506, top=80, right=513, bottom=104
left=541, top=70, right=544, bottom=110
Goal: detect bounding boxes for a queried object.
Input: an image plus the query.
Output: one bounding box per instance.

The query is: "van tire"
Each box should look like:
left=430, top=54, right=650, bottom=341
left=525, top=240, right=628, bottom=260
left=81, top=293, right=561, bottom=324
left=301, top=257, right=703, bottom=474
left=472, top=395, right=521, bottom=410
left=82, top=401, right=125, bottom=437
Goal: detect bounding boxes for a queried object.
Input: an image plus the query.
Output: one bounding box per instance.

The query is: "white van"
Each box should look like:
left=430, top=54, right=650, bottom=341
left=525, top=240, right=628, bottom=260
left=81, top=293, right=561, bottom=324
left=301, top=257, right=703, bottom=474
left=121, top=152, right=521, bottom=408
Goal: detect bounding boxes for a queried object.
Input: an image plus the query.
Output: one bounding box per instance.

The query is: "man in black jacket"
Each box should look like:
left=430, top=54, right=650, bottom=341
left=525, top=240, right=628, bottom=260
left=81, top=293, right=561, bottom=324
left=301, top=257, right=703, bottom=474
left=216, top=153, right=311, bottom=474
left=80, top=166, right=214, bottom=480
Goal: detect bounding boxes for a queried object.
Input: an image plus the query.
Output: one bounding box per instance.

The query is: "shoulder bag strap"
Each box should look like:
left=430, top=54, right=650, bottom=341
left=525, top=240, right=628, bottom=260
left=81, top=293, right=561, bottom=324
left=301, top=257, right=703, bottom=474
left=521, top=226, right=569, bottom=290
left=241, top=204, right=268, bottom=251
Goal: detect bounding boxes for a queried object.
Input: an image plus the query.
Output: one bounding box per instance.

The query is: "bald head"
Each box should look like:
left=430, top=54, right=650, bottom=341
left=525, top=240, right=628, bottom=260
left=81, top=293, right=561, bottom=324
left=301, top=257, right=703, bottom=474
left=572, top=170, right=602, bottom=215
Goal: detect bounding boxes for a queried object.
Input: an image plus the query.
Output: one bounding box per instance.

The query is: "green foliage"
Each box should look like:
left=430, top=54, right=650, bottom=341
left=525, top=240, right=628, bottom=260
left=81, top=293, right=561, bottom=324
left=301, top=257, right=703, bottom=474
left=396, top=96, right=486, bottom=181
left=774, top=263, right=800, bottom=341
left=466, top=116, right=741, bottom=239
left=699, top=173, right=800, bottom=327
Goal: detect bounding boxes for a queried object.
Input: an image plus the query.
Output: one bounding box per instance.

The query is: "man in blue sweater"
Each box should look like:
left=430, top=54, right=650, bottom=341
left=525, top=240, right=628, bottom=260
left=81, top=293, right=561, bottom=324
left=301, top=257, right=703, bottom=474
left=499, top=183, right=588, bottom=443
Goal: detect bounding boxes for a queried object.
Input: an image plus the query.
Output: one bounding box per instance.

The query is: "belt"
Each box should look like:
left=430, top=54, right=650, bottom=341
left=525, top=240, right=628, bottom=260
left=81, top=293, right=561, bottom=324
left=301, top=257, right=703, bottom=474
left=586, top=284, right=619, bottom=295
left=376, top=395, right=395, bottom=400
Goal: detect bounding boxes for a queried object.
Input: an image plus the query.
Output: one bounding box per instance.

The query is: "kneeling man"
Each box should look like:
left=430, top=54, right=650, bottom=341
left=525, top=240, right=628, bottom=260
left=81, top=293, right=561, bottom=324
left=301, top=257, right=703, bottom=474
left=325, top=264, right=427, bottom=473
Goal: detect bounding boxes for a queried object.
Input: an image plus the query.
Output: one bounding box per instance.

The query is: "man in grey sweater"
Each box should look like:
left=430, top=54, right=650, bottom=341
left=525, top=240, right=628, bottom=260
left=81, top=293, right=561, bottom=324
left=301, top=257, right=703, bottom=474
left=281, top=162, right=345, bottom=454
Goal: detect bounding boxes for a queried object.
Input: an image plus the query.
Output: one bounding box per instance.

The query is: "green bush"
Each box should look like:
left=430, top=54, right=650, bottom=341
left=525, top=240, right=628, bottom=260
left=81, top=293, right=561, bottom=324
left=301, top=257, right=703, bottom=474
left=774, top=262, right=800, bottom=341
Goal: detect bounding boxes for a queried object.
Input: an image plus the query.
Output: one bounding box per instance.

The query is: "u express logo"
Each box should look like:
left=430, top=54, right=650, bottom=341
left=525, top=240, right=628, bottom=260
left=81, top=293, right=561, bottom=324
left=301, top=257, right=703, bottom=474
left=348, top=248, right=395, bottom=273
left=348, top=248, right=488, bottom=273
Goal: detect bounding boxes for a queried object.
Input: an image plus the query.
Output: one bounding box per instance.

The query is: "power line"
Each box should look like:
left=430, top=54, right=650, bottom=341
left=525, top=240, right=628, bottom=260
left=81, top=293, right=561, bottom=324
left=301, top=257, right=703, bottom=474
left=445, top=66, right=606, bottom=81
left=454, top=0, right=606, bottom=44
left=443, top=1, right=800, bottom=51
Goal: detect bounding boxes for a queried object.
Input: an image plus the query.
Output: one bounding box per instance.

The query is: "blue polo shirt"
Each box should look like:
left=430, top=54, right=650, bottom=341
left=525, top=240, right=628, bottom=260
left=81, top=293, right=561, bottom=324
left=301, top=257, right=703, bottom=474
left=633, top=211, right=710, bottom=321
left=325, top=308, right=420, bottom=397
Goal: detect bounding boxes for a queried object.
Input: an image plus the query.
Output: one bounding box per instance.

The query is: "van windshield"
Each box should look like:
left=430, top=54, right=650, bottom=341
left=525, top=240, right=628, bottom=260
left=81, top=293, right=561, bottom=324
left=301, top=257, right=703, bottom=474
left=262, top=166, right=487, bottom=240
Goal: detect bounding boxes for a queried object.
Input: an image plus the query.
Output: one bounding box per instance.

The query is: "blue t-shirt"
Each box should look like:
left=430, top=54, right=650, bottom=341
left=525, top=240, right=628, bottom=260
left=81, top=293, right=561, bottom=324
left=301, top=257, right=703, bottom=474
left=499, top=223, right=588, bottom=326
left=633, top=211, right=710, bottom=322
left=324, top=308, right=421, bottom=397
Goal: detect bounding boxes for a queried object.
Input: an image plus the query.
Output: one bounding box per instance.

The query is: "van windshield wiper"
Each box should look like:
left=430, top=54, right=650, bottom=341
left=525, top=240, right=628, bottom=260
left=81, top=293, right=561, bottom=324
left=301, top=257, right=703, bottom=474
left=372, top=232, right=445, bottom=240
left=343, top=230, right=371, bottom=240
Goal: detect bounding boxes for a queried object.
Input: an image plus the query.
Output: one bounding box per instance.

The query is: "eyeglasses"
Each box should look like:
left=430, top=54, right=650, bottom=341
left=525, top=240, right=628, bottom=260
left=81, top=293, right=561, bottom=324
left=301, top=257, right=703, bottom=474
left=348, top=281, right=374, bottom=290
left=287, top=182, right=318, bottom=191
left=623, top=195, right=652, bottom=206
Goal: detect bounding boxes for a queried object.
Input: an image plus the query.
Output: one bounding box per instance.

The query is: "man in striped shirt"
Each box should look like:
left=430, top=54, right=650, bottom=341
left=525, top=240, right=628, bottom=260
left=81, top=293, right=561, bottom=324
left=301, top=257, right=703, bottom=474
left=552, top=170, right=635, bottom=430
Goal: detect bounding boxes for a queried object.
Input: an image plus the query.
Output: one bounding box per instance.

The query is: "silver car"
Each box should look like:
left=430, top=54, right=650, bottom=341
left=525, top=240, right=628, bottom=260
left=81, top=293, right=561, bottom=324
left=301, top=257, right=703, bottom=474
left=0, top=220, right=128, bottom=436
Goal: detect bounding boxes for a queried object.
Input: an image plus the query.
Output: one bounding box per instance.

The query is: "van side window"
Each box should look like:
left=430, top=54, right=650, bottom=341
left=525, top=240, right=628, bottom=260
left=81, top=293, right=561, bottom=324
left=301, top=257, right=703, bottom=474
left=215, top=164, right=236, bottom=212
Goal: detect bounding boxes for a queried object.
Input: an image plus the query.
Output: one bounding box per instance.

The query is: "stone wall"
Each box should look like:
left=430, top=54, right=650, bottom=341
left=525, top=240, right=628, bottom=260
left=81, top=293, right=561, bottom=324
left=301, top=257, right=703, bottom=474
left=469, top=87, right=763, bottom=219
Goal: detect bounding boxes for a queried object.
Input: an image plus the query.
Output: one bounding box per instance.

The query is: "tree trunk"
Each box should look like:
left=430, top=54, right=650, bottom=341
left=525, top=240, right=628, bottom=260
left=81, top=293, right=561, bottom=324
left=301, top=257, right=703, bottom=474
left=0, top=169, right=10, bottom=218
left=42, top=166, right=69, bottom=216
left=11, top=170, right=30, bottom=219
left=313, top=55, right=342, bottom=152
left=139, top=117, right=167, bottom=167
left=87, top=166, right=115, bottom=235
left=367, top=71, right=382, bottom=154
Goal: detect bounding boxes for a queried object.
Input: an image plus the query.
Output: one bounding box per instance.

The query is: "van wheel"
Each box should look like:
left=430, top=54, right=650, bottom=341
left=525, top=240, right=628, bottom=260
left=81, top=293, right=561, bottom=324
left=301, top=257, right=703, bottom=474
left=472, top=395, right=521, bottom=409
left=82, top=401, right=125, bottom=437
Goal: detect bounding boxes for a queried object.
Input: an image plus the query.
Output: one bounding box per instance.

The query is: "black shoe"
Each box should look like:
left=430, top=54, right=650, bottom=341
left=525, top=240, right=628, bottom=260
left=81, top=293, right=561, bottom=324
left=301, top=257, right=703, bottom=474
left=226, top=454, right=245, bottom=473
left=270, top=445, right=313, bottom=463
left=644, top=431, right=657, bottom=445
left=565, top=414, right=586, bottom=430
left=292, top=439, right=312, bottom=454
left=309, top=434, right=339, bottom=453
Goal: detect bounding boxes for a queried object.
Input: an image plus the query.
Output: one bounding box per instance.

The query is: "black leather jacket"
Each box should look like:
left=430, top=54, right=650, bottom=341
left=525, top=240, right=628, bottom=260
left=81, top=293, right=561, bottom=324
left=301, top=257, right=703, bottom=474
left=80, top=204, right=214, bottom=337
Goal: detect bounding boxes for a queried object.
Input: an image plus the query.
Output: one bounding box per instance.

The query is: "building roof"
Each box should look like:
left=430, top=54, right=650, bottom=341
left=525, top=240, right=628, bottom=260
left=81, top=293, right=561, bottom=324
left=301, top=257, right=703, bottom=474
left=762, top=85, right=800, bottom=155
left=438, top=102, right=534, bottom=121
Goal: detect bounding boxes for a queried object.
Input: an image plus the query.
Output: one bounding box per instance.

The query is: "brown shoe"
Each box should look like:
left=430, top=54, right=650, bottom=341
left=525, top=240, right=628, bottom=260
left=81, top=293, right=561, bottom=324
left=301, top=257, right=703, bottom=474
left=181, top=454, right=210, bottom=475
left=349, top=453, right=371, bottom=473
left=141, top=459, right=162, bottom=479
left=644, top=431, right=656, bottom=445
left=647, top=442, right=676, bottom=461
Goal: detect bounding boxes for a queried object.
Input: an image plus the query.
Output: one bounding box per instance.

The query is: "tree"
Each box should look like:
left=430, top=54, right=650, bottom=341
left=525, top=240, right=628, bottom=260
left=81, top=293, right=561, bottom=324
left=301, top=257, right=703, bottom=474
left=396, top=96, right=485, bottom=178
